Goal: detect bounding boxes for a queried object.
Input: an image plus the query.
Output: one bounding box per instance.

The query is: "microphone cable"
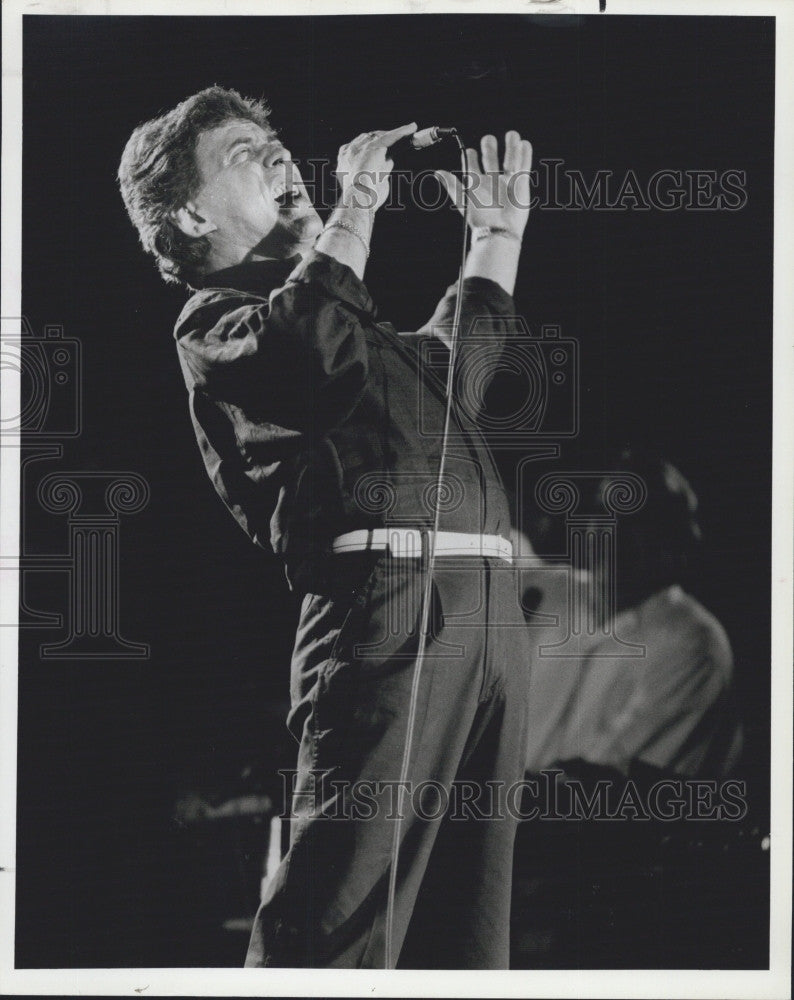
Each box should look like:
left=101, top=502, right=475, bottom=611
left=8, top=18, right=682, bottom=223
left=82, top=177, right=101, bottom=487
left=383, top=128, right=470, bottom=970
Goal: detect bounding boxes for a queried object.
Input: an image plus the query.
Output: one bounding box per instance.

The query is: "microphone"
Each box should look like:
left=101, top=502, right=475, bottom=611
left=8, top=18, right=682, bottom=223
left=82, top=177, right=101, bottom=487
left=410, top=126, right=458, bottom=149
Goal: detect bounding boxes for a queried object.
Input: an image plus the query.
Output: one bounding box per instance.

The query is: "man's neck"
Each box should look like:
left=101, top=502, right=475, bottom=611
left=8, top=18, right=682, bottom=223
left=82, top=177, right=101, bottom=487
left=246, top=241, right=314, bottom=265
left=205, top=236, right=315, bottom=277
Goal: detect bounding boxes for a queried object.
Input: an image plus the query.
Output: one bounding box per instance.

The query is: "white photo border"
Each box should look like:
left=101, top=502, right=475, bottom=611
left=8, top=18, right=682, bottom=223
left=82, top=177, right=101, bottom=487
left=1, top=1, right=791, bottom=997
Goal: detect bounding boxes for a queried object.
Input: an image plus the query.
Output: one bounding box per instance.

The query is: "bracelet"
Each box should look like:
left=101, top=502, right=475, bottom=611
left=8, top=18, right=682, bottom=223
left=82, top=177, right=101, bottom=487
left=471, top=225, right=523, bottom=245
left=323, top=219, right=371, bottom=258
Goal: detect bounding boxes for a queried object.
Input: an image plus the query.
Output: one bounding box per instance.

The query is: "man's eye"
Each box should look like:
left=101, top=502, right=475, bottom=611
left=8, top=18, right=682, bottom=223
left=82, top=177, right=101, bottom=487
left=232, top=146, right=251, bottom=162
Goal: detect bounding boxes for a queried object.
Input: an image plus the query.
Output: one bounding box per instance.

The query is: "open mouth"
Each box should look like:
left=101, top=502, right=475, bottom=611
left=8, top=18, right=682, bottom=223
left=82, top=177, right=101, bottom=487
left=272, top=182, right=302, bottom=209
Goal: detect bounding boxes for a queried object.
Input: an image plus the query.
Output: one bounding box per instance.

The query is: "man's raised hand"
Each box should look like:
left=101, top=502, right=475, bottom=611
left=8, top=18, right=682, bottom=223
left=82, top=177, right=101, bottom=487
left=435, top=130, right=533, bottom=239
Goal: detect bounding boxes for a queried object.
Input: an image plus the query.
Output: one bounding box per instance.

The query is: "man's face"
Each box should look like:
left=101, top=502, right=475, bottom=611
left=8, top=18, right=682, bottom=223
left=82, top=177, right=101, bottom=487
left=190, top=119, right=322, bottom=261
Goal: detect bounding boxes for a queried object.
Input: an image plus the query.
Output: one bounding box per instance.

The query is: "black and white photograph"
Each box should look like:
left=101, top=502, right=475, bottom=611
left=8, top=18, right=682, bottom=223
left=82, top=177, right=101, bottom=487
left=1, top=0, right=791, bottom=996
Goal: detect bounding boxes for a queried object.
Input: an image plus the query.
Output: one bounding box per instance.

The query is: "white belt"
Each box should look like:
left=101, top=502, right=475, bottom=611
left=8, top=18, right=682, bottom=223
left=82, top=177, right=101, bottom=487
left=331, top=528, right=513, bottom=563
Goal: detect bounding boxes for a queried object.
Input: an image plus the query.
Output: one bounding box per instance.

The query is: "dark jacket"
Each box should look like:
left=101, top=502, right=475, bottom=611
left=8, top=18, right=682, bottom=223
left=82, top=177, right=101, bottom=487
left=174, top=248, right=514, bottom=590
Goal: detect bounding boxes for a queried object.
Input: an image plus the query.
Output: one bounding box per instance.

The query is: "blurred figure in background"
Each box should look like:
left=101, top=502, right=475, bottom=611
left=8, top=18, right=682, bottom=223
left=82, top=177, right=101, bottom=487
left=517, top=450, right=742, bottom=779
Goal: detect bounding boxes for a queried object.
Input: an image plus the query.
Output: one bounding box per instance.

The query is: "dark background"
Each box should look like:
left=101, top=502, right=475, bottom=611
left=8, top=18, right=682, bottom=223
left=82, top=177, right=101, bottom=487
left=17, top=14, right=773, bottom=967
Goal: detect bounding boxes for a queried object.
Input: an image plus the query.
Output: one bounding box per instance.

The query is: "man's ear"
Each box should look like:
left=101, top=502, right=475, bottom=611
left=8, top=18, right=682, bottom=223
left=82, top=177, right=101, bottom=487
left=170, top=202, right=217, bottom=238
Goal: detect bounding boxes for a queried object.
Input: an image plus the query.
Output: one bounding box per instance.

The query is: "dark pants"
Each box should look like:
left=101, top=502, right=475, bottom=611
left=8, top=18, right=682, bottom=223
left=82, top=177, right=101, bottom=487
left=245, top=551, right=530, bottom=969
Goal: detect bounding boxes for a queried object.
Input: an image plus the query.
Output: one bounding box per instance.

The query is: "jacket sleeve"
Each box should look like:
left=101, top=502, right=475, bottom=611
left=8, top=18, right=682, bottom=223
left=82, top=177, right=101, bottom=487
left=415, top=275, right=518, bottom=412
left=174, top=250, right=373, bottom=435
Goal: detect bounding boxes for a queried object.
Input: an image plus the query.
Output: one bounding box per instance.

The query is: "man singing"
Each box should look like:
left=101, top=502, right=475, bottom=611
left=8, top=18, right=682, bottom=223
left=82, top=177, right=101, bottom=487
left=118, top=86, right=533, bottom=969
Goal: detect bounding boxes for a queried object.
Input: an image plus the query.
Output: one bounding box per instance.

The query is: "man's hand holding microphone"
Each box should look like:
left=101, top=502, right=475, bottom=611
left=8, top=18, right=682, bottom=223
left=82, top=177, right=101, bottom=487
left=318, top=123, right=532, bottom=294
left=316, top=122, right=418, bottom=279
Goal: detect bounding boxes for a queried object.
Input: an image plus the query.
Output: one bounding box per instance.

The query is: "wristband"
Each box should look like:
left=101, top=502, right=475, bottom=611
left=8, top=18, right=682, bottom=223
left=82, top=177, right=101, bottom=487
left=323, top=219, right=371, bottom=258
left=471, top=225, right=522, bottom=245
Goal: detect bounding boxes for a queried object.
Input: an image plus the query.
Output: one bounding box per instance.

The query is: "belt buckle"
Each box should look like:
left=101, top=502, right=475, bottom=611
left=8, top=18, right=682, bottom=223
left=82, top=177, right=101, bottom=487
left=388, top=527, right=423, bottom=559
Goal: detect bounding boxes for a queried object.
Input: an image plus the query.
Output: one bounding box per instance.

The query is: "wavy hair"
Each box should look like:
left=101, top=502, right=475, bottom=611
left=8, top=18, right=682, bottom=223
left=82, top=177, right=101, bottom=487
left=117, top=86, right=275, bottom=288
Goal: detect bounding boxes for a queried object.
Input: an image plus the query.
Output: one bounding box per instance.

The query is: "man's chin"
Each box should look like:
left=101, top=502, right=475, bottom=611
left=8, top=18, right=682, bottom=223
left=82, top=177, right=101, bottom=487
left=293, top=208, right=323, bottom=239
left=250, top=212, right=322, bottom=260
left=276, top=206, right=322, bottom=241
